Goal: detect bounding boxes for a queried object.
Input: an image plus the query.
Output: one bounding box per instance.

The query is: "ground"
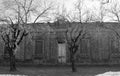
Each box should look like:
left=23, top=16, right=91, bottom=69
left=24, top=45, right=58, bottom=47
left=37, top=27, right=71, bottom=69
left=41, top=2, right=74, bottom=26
left=0, top=66, right=120, bottom=76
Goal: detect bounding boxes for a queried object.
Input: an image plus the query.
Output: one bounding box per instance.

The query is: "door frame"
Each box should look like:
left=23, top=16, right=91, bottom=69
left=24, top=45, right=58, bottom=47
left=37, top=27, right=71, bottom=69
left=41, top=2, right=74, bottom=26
left=58, top=43, right=66, bottom=63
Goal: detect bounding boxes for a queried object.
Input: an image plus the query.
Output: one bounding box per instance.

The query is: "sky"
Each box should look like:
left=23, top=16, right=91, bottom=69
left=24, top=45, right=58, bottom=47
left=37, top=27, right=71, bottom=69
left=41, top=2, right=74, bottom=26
left=55, top=0, right=100, bottom=13
left=0, top=0, right=101, bottom=14
left=54, top=0, right=120, bottom=22
left=51, top=0, right=102, bottom=22
left=0, top=0, right=119, bottom=22
left=63, top=0, right=99, bottom=11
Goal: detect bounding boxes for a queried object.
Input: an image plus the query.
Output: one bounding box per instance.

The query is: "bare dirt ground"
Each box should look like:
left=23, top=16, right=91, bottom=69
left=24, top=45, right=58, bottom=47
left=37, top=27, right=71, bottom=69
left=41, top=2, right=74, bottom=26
left=0, top=66, right=120, bottom=76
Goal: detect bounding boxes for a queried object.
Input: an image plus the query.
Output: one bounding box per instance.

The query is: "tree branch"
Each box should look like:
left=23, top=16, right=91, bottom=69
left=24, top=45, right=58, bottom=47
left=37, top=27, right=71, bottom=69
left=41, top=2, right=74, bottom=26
left=33, top=6, right=51, bottom=23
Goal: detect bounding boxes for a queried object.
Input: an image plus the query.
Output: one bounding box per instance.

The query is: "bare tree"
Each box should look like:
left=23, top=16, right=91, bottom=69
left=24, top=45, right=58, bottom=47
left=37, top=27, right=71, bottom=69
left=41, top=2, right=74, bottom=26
left=65, top=23, right=86, bottom=72
left=100, top=0, right=109, bottom=22
left=82, top=9, right=97, bottom=22
left=73, top=0, right=96, bottom=23
left=1, top=0, right=53, bottom=71
left=86, top=0, right=109, bottom=22
left=106, top=1, right=120, bottom=22
left=91, top=0, right=109, bottom=22
left=74, top=0, right=84, bottom=23
left=0, top=18, right=28, bottom=71
left=54, top=5, right=87, bottom=72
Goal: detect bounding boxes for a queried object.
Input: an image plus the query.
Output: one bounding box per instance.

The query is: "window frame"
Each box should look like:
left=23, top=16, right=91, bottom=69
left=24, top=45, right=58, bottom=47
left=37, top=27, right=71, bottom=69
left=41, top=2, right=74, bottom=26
left=35, top=40, right=44, bottom=57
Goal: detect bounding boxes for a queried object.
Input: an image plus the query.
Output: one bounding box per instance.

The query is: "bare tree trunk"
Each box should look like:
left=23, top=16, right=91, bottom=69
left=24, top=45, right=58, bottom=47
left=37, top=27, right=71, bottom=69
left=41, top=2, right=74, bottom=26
left=70, top=52, right=76, bottom=72
left=9, top=48, right=17, bottom=71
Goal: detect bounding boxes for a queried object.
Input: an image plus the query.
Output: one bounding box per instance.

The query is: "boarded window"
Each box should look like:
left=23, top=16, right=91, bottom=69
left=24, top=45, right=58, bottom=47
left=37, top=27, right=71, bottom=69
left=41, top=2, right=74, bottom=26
left=80, top=39, right=90, bottom=54
left=35, top=40, right=44, bottom=57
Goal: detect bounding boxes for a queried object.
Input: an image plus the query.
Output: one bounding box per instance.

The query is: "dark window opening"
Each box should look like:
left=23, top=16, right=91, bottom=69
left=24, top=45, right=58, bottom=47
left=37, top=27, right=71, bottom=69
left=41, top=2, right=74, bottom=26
left=35, top=40, right=44, bottom=59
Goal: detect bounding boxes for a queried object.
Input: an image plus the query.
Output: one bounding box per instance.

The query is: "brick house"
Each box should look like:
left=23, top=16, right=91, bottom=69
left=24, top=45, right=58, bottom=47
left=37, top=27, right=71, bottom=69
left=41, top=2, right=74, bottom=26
left=0, top=22, right=120, bottom=65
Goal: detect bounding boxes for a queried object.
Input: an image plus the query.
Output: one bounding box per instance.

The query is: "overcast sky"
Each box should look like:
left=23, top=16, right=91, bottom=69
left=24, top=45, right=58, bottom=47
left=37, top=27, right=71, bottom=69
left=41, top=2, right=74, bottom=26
left=0, top=0, right=119, bottom=22
left=0, top=0, right=101, bottom=14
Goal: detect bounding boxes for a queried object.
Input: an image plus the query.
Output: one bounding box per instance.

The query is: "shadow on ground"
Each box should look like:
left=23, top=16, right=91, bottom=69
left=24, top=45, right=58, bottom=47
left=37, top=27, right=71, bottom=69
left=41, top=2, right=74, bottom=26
left=0, top=66, right=120, bottom=76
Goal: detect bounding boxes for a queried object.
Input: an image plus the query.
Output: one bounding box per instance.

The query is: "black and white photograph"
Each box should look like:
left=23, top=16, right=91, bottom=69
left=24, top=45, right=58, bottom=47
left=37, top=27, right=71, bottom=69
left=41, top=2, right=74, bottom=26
left=0, top=0, right=120, bottom=76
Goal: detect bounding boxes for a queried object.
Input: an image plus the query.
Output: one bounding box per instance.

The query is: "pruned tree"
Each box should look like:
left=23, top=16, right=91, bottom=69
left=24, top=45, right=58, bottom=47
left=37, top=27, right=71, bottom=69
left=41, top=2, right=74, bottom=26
left=0, top=0, right=53, bottom=71
left=65, top=23, right=86, bottom=72
left=0, top=18, right=28, bottom=71
left=54, top=5, right=87, bottom=72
